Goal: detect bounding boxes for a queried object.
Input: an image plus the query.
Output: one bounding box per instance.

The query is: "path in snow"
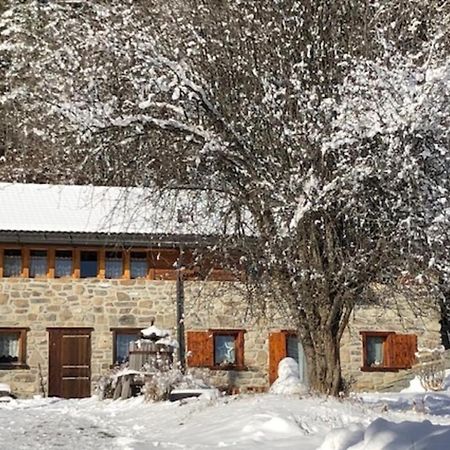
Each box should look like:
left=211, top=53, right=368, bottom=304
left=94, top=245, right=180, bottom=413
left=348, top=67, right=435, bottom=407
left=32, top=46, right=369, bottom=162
left=1, top=392, right=450, bottom=450
left=0, top=398, right=121, bottom=450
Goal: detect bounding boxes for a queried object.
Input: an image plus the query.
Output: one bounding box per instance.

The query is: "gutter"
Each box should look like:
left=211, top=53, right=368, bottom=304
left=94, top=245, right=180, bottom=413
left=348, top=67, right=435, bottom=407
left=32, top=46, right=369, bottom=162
left=0, top=230, right=217, bottom=248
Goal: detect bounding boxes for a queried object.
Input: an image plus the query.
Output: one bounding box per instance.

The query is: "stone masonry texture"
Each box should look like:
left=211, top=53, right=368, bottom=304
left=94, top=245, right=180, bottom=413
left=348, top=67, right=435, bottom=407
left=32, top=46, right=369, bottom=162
left=0, top=279, right=441, bottom=397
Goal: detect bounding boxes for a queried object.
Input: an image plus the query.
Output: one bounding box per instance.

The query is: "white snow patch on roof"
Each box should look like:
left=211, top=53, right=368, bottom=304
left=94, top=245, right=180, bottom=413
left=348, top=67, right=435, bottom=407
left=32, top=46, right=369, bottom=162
left=0, top=182, right=225, bottom=236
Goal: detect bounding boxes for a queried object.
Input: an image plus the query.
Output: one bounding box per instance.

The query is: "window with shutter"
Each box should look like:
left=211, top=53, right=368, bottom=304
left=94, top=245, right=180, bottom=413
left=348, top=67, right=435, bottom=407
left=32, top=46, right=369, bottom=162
left=361, top=331, right=417, bottom=371
left=386, top=333, right=417, bottom=369
left=186, top=331, right=213, bottom=368
left=186, top=330, right=245, bottom=369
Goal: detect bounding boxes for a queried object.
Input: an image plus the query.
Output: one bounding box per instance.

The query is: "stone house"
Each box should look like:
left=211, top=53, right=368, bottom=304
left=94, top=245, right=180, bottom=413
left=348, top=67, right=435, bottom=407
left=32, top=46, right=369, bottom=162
left=0, top=182, right=442, bottom=397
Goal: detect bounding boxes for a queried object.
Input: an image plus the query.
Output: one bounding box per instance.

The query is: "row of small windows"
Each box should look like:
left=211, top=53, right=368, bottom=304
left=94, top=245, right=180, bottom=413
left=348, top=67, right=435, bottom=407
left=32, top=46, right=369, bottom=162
left=2, top=248, right=160, bottom=279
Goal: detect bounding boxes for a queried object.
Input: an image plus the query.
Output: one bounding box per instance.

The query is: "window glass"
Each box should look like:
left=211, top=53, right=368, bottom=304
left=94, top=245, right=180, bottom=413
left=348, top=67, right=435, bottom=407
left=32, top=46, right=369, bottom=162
left=0, top=332, right=20, bottom=364
left=115, top=333, right=139, bottom=364
left=80, top=251, right=98, bottom=278
left=214, top=334, right=236, bottom=366
left=29, top=250, right=47, bottom=278
left=106, top=251, right=123, bottom=279
left=131, top=252, right=147, bottom=278
left=55, top=250, right=72, bottom=278
left=3, top=249, right=21, bottom=277
left=367, top=336, right=385, bottom=367
left=286, top=335, right=299, bottom=363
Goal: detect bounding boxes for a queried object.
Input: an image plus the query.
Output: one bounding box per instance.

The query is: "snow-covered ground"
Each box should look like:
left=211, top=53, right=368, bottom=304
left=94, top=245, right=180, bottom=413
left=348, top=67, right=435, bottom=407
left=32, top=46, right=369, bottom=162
left=2, top=388, right=450, bottom=450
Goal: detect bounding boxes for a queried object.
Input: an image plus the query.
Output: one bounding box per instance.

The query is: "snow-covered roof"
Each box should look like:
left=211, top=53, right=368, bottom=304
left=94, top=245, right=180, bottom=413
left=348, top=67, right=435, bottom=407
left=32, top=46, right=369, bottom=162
left=0, top=182, right=224, bottom=237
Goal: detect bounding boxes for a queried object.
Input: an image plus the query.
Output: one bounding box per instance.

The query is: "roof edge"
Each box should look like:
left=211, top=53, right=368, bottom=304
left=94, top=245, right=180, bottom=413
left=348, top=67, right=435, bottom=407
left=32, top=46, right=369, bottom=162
left=0, top=230, right=216, bottom=248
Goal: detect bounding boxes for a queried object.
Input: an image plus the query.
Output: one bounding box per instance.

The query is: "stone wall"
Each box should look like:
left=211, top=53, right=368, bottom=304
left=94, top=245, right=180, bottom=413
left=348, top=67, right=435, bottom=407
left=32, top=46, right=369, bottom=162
left=0, top=278, right=442, bottom=397
left=340, top=285, right=441, bottom=392
left=0, top=278, right=277, bottom=397
left=0, top=278, right=177, bottom=397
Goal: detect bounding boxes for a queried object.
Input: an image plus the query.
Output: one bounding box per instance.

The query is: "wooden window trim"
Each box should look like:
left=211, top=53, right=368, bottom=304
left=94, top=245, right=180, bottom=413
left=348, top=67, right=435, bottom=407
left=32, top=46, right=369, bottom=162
left=359, top=331, right=417, bottom=372
left=98, top=249, right=105, bottom=279
left=0, top=244, right=239, bottom=281
left=73, top=248, right=81, bottom=279
left=48, top=248, right=55, bottom=278
left=360, top=331, right=393, bottom=372
left=110, top=327, right=142, bottom=366
left=0, top=327, right=30, bottom=370
left=209, top=329, right=246, bottom=371
left=186, top=329, right=247, bottom=371
left=123, top=251, right=131, bottom=280
left=22, top=247, right=29, bottom=278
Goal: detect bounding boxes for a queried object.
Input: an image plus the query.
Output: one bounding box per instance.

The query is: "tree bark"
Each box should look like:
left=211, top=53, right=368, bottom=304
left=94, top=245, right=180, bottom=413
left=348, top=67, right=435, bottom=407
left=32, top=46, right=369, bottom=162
left=302, top=327, right=343, bottom=396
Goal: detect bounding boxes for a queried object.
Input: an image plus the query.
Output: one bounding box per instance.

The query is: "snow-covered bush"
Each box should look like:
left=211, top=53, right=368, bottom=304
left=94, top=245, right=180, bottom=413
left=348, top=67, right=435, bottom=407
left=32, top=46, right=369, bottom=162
left=143, top=366, right=212, bottom=402
left=414, top=346, right=447, bottom=391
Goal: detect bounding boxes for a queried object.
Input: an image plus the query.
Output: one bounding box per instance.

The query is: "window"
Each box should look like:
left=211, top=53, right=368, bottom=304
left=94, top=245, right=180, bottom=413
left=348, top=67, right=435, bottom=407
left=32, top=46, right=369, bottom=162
left=214, top=334, right=236, bottom=366
left=80, top=251, right=98, bottom=278
left=111, top=328, right=141, bottom=365
left=3, top=249, right=22, bottom=277
left=286, top=335, right=299, bottom=363
left=105, top=251, right=123, bottom=279
left=186, top=329, right=245, bottom=370
left=361, top=331, right=417, bottom=371
left=366, top=335, right=385, bottom=367
left=55, top=250, right=73, bottom=278
left=130, top=252, right=148, bottom=279
left=29, top=250, right=48, bottom=278
left=0, top=328, right=28, bottom=368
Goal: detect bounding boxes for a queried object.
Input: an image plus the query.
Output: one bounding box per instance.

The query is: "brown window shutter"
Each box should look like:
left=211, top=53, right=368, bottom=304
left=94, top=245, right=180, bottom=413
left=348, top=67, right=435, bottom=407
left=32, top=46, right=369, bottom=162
left=268, top=332, right=287, bottom=385
left=235, top=331, right=245, bottom=368
left=186, top=331, right=213, bottom=367
left=386, top=333, right=417, bottom=369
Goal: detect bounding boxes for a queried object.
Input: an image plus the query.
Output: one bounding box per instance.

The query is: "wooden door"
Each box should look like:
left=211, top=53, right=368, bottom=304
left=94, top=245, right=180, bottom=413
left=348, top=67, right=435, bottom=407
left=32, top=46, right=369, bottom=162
left=48, top=328, right=93, bottom=398
left=268, top=331, right=308, bottom=385
left=269, top=332, right=288, bottom=385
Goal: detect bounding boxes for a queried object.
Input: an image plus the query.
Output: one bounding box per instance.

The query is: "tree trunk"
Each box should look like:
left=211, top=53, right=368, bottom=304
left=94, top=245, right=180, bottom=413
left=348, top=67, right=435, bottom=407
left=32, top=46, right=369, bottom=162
left=302, top=328, right=343, bottom=396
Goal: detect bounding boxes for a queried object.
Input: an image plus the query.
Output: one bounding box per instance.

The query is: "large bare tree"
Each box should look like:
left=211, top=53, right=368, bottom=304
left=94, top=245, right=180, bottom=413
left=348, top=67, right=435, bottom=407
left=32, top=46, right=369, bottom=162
left=1, top=0, right=450, bottom=394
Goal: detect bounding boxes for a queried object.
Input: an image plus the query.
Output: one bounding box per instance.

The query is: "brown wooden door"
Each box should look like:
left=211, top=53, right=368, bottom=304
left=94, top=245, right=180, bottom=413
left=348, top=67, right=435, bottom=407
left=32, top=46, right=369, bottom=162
left=48, top=328, right=93, bottom=398
left=268, top=332, right=288, bottom=385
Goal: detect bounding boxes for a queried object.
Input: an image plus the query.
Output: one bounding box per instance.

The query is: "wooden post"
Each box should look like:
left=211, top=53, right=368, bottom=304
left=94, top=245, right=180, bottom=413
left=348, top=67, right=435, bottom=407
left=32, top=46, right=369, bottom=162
left=98, top=249, right=105, bottom=279
left=148, top=251, right=155, bottom=280
left=0, top=247, right=3, bottom=278
left=73, top=249, right=80, bottom=279
left=22, top=247, right=29, bottom=278
left=123, top=251, right=131, bottom=279
left=176, top=247, right=186, bottom=371
left=48, top=248, right=55, bottom=279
